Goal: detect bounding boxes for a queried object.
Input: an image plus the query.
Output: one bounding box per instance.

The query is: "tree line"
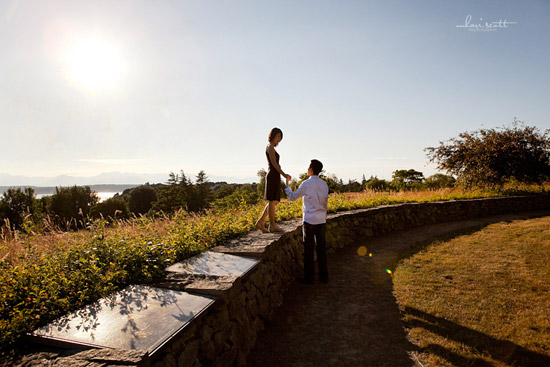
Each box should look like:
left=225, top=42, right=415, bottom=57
left=2, top=121, right=548, bottom=234
left=0, top=169, right=454, bottom=233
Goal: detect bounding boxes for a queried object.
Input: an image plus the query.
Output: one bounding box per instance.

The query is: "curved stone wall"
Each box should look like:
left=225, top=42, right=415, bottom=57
left=148, top=196, right=550, bottom=367
left=24, top=196, right=550, bottom=367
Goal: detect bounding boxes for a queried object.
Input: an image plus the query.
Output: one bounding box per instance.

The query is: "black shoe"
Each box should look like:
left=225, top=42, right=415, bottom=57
left=298, top=277, right=314, bottom=285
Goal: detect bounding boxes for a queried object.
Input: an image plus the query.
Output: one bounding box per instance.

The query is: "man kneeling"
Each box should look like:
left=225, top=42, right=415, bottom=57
left=285, top=159, right=329, bottom=284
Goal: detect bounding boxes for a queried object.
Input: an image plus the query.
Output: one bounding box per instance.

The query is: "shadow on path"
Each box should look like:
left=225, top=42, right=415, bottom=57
left=246, top=210, right=550, bottom=367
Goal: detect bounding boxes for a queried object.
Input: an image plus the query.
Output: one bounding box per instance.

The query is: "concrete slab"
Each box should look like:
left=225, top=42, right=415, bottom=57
left=29, top=285, right=215, bottom=354
left=166, top=251, right=259, bottom=277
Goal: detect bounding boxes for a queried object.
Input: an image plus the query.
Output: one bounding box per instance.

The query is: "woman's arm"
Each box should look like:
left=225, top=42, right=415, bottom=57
left=267, top=145, right=288, bottom=178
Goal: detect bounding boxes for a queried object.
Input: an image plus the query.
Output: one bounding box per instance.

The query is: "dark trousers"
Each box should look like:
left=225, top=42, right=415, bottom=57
left=302, top=222, right=328, bottom=281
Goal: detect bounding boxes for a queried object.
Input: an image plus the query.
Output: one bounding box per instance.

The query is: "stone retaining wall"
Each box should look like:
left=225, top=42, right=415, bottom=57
left=149, top=195, right=550, bottom=367
left=22, top=196, right=550, bottom=367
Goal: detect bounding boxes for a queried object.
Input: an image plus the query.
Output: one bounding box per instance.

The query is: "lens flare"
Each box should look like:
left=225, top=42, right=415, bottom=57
left=386, top=269, right=393, bottom=275
left=357, top=246, right=368, bottom=256
left=369, top=253, right=373, bottom=257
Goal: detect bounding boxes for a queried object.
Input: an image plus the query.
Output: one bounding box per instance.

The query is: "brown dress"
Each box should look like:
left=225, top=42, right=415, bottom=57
left=264, top=148, right=281, bottom=201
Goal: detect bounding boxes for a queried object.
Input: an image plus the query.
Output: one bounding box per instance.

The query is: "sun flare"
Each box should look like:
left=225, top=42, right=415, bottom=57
left=64, top=35, right=126, bottom=92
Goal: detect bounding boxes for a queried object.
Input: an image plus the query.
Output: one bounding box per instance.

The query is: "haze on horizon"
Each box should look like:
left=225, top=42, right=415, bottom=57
left=1, top=0, right=549, bottom=186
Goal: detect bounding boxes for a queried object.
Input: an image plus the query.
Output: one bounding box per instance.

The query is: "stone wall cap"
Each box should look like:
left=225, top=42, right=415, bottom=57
left=166, top=251, right=260, bottom=278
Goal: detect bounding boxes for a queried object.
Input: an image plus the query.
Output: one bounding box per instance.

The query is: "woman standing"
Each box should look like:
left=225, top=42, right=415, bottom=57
left=256, top=127, right=291, bottom=233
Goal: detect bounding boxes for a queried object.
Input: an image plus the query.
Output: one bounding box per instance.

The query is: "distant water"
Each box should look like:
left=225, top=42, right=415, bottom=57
left=36, top=192, right=120, bottom=202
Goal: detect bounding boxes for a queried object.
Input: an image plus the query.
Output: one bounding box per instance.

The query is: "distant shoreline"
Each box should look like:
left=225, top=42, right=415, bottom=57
left=0, top=184, right=139, bottom=196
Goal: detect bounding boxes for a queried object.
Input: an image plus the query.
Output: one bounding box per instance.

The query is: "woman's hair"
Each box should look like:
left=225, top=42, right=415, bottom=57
left=268, top=127, right=283, bottom=142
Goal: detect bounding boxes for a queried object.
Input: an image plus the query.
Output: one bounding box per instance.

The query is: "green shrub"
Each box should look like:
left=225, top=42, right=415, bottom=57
left=214, top=187, right=260, bottom=209
left=128, top=185, right=157, bottom=215
left=90, top=197, right=130, bottom=220
left=47, top=186, right=98, bottom=229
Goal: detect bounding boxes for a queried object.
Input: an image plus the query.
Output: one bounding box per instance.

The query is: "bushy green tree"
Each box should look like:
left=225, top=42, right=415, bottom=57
left=425, top=121, right=550, bottom=187
left=47, top=186, right=98, bottom=229
left=424, top=174, right=456, bottom=189
left=152, top=170, right=214, bottom=214
left=128, top=185, right=157, bottom=215
left=364, top=176, right=391, bottom=191
left=0, top=188, right=39, bottom=230
left=321, top=173, right=342, bottom=193
left=344, top=179, right=362, bottom=192
left=153, top=171, right=190, bottom=213
left=90, top=197, right=130, bottom=220
left=391, top=169, right=425, bottom=190
left=215, top=185, right=235, bottom=200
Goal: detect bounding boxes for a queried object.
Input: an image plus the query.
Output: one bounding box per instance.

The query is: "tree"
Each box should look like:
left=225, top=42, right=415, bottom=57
left=191, top=170, right=213, bottom=211
left=48, top=186, right=99, bottom=229
left=215, top=185, right=235, bottom=200
left=344, top=179, right=362, bottom=192
left=364, top=176, right=391, bottom=191
left=152, top=170, right=214, bottom=214
left=128, top=185, right=157, bottom=215
left=425, top=121, right=550, bottom=187
left=0, top=188, right=39, bottom=230
left=153, top=171, right=190, bottom=213
left=90, top=197, right=130, bottom=220
left=256, top=169, right=267, bottom=198
left=391, top=169, right=424, bottom=190
left=424, top=174, right=456, bottom=189
left=323, top=173, right=343, bottom=193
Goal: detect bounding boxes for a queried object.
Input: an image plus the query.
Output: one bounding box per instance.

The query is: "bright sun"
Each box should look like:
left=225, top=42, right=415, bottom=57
left=65, top=35, right=125, bottom=92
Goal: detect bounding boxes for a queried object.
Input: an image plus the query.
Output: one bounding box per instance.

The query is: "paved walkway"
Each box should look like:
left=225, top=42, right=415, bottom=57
left=246, top=211, right=550, bottom=367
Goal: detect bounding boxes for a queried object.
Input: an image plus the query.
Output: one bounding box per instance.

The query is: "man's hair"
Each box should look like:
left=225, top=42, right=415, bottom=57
left=309, top=159, right=323, bottom=175
left=268, top=127, right=283, bottom=142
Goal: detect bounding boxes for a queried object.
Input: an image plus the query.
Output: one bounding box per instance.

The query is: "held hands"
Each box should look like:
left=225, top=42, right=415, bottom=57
left=285, top=174, right=292, bottom=186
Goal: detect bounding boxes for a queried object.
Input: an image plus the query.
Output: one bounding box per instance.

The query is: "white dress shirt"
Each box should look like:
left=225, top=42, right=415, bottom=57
left=285, top=175, right=329, bottom=225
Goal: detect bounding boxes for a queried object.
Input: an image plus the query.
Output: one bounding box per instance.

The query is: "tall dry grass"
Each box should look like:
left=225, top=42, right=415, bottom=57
left=0, top=187, right=503, bottom=268
left=0, top=213, right=174, bottom=267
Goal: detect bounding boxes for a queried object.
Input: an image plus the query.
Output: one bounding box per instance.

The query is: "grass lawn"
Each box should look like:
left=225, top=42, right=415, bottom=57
left=393, top=216, right=550, bottom=367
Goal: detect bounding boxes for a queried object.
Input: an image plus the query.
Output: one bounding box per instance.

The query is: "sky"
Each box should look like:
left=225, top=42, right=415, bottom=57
left=1, top=0, right=549, bottom=185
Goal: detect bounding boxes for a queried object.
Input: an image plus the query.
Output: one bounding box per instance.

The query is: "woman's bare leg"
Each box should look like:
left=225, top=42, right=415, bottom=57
left=255, top=203, right=269, bottom=232
left=268, top=200, right=283, bottom=231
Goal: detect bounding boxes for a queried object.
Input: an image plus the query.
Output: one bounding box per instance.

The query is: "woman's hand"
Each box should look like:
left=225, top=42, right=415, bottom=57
left=285, top=174, right=292, bottom=185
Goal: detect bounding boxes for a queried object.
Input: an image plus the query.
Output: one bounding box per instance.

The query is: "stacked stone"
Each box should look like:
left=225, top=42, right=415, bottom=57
left=6, top=349, right=149, bottom=367
left=149, top=221, right=306, bottom=367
